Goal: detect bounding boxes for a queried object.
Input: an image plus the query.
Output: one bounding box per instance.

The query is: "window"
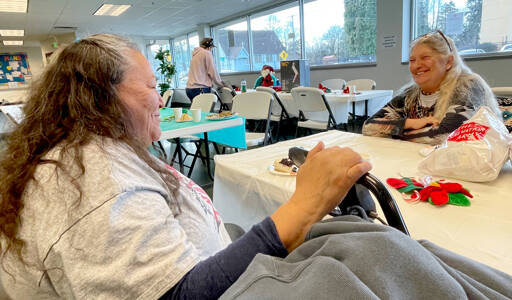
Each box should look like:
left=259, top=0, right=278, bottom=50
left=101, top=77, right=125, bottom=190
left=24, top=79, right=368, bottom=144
left=174, top=36, right=189, bottom=88
left=412, top=0, right=512, bottom=56
left=249, top=3, right=301, bottom=71
left=146, top=40, right=170, bottom=86
left=213, top=19, right=251, bottom=73
left=188, top=33, right=199, bottom=59
left=304, top=0, right=377, bottom=66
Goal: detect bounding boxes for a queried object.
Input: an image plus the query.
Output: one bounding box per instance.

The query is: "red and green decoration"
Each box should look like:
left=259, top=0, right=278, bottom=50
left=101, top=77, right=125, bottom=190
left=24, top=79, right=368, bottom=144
left=386, top=177, right=473, bottom=206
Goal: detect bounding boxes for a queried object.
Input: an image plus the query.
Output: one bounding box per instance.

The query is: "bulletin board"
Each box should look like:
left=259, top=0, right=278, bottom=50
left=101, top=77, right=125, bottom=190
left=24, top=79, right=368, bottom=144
left=0, top=53, right=32, bottom=89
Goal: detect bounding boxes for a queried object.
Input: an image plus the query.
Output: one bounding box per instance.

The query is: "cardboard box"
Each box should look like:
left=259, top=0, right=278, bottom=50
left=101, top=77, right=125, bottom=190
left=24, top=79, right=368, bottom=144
left=280, top=59, right=310, bottom=92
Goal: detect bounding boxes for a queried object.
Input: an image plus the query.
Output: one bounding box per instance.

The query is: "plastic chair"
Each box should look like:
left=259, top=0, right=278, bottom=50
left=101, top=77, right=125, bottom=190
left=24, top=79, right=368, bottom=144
left=346, top=79, right=376, bottom=91
left=217, top=87, right=236, bottom=111
left=190, top=93, right=217, bottom=112
left=256, top=86, right=291, bottom=140
left=491, top=87, right=512, bottom=96
left=162, top=89, right=174, bottom=107
left=232, top=91, right=273, bottom=147
left=321, top=79, right=346, bottom=91
left=170, top=93, right=218, bottom=177
left=291, top=87, right=338, bottom=137
left=492, top=87, right=512, bottom=133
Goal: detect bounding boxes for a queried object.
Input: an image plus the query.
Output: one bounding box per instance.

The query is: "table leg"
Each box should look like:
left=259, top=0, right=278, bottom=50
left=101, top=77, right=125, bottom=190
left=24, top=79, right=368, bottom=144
left=204, top=132, right=214, bottom=181
left=175, top=138, right=184, bottom=174
left=365, top=100, right=369, bottom=119
left=352, top=102, right=356, bottom=131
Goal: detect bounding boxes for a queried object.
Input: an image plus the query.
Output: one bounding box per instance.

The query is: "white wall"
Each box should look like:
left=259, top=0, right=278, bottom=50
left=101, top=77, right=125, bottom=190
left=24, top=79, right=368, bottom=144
left=220, top=0, right=512, bottom=92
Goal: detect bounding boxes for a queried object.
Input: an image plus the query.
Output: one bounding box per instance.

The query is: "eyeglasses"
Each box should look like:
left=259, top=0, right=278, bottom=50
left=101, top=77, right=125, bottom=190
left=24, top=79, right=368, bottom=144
left=436, top=30, right=452, bottom=52
left=416, top=30, right=452, bottom=53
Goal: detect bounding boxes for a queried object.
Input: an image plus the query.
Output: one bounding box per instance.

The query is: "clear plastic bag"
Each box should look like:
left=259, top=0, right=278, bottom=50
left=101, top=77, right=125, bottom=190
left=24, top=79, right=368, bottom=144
left=418, top=106, right=512, bottom=182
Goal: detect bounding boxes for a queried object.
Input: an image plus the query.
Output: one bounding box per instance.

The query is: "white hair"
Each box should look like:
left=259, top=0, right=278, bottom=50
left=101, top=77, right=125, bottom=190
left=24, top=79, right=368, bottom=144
left=400, top=32, right=501, bottom=119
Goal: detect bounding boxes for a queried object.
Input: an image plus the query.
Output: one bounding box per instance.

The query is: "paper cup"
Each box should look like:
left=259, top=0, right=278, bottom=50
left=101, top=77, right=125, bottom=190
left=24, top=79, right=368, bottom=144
left=191, top=108, right=201, bottom=122
left=173, top=107, right=182, bottom=120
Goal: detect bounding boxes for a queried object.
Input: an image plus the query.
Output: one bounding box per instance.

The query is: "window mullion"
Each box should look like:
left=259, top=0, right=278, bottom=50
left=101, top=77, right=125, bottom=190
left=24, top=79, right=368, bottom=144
left=298, top=0, right=305, bottom=59
left=247, top=15, right=255, bottom=71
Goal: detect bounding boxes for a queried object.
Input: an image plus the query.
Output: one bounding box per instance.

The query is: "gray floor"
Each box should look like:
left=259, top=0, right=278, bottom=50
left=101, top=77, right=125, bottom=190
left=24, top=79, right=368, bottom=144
left=154, top=140, right=227, bottom=198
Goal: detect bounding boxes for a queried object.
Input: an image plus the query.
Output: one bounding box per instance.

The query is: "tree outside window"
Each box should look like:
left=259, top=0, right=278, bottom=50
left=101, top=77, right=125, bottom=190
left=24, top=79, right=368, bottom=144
left=304, top=0, right=377, bottom=66
left=414, top=0, right=512, bottom=55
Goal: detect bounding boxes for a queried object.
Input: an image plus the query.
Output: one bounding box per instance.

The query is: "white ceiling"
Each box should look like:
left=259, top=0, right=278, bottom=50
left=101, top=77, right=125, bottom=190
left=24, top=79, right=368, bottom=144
left=0, top=0, right=279, bottom=42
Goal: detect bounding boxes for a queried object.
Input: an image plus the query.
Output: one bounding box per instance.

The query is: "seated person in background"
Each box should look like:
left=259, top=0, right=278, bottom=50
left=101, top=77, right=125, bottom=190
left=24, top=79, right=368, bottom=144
left=254, top=65, right=278, bottom=88
left=362, top=30, right=501, bottom=145
left=0, top=34, right=371, bottom=299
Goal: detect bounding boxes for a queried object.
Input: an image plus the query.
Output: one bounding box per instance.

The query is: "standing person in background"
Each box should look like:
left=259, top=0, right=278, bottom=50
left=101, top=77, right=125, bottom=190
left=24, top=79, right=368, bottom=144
left=185, top=37, right=227, bottom=101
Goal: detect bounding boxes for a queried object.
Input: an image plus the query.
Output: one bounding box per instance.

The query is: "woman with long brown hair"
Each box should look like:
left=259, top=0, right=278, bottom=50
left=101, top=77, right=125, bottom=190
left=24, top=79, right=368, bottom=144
left=0, top=34, right=370, bottom=299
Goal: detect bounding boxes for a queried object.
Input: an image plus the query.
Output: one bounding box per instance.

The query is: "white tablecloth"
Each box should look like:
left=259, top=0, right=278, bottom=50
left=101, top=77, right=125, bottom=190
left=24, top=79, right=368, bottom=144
left=213, top=130, right=512, bottom=274
left=277, top=90, right=393, bottom=123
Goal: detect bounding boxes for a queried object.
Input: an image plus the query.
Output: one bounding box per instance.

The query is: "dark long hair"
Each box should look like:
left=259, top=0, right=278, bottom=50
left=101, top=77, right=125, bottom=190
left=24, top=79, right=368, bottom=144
left=0, top=34, right=179, bottom=265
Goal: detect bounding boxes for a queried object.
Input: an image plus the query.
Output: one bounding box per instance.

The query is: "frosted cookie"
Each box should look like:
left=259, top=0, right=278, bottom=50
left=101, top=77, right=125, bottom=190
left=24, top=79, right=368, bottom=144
left=273, top=158, right=298, bottom=174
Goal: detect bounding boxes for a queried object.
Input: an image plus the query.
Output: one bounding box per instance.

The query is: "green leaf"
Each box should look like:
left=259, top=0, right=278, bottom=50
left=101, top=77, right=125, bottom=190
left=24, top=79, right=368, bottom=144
left=397, top=178, right=422, bottom=193
left=448, top=193, right=471, bottom=206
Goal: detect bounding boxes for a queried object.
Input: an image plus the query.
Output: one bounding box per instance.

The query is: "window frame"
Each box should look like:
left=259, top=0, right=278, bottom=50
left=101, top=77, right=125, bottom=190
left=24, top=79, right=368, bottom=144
left=406, top=0, right=512, bottom=63
left=170, top=31, right=199, bottom=88
left=208, top=0, right=378, bottom=74
left=211, top=16, right=251, bottom=74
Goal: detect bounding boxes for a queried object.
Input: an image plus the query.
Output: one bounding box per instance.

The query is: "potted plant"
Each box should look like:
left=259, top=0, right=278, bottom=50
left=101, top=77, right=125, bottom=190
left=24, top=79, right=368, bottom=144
left=154, top=48, right=176, bottom=95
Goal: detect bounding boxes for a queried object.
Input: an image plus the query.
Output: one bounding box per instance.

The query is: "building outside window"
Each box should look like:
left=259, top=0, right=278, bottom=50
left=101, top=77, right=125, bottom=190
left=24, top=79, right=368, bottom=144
left=413, top=0, right=512, bottom=55
left=304, top=0, right=377, bottom=66
left=249, top=3, right=301, bottom=71
left=213, top=19, right=251, bottom=73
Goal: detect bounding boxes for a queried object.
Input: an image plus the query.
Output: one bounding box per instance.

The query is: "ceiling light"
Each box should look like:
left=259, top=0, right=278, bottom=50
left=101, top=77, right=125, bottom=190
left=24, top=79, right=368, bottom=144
left=0, top=30, right=24, bottom=36
left=3, top=41, right=24, bottom=46
left=0, top=0, right=27, bottom=13
left=93, top=4, right=131, bottom=16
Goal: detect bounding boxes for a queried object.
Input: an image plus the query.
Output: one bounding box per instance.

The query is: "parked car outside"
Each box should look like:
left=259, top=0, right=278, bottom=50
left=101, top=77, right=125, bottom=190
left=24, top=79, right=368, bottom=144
left=459, top=48, right=486, bottom=55
left=500, top=44, right=512, bottom=52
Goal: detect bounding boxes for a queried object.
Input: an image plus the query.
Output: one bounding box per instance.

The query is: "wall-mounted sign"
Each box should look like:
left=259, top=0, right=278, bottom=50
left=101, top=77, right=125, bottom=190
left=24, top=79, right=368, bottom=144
left=381, top=35, right=397, bottom=48
left=0, top=53, right=32, bottom=89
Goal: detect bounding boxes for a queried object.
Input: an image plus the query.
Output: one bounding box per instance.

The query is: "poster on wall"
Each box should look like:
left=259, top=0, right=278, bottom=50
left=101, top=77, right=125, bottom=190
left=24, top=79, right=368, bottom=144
left=0, top=53, right=32, bottom=89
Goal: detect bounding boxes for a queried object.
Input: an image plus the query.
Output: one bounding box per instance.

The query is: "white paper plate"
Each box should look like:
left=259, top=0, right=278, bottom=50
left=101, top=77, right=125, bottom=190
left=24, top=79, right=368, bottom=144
left=205, top=113, right=238, bottom=121
left=268, top=165, right=296, bottom=176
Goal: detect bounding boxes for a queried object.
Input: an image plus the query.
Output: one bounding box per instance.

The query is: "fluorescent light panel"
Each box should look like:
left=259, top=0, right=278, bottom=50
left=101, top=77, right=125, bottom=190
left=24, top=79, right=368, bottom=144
left=3, top=41, right=24, bottom=46
left=0, top=30, right=25, bottom=36
left=0, top=0, right=27, bottom=13
left=94, top=4, right=131, bottom=16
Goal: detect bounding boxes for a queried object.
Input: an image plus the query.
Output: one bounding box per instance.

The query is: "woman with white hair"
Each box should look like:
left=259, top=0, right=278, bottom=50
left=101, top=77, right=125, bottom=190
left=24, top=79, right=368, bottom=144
left=363, top=30, right=501, bottom=145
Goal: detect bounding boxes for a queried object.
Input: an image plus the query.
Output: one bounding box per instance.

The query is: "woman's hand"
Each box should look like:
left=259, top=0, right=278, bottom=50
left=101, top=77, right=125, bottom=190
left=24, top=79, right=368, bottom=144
left=404, top=117, right=440, bottom=130
left=271, top=142, right=372, bottom=252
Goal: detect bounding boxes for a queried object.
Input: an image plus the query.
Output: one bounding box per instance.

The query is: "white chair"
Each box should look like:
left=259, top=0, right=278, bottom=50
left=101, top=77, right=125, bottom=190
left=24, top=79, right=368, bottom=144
left=190, top=93, right=217, bottom=112
left=170, top=93, right=218, bottom=177
left=232, top=91, right=273, bottom=147
left=256, top=86, right=291, bottom=140
left=291, top=87, right=338, bottom=137
left=321, top=79, right=346, bottom=91
left=346, top=79, right=376, bottom=91
left=162, top=89, right=174, bottom=107
left=491, top=87, right=512, bottom=96
left=492, top=87, right=512, bottom=133
left=217, top=87, right=236, bottom=111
